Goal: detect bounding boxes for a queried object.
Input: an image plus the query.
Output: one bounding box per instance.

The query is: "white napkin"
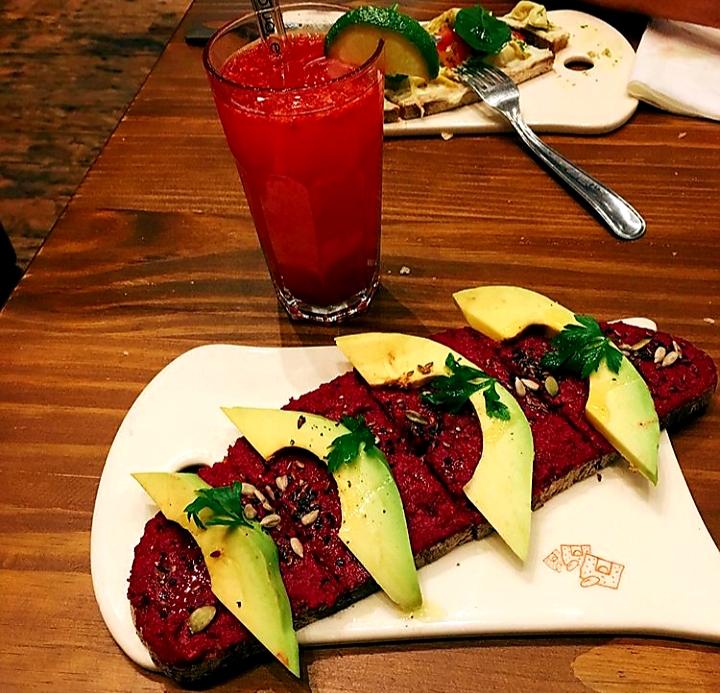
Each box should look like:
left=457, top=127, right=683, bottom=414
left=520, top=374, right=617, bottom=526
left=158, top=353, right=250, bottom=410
left=628, top=18, right=720, bottom=121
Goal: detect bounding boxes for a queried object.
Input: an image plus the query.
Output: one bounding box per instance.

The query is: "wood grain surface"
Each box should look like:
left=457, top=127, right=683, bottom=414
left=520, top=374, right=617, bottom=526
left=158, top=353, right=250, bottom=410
left=1, top=1, right=719, bottom=691
left=0, top=0, right=191, bottom=269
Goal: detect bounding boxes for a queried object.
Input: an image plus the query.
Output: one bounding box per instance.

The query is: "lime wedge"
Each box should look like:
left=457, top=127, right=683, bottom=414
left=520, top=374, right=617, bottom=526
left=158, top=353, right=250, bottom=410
left=325, top=5, right=440, bottom=80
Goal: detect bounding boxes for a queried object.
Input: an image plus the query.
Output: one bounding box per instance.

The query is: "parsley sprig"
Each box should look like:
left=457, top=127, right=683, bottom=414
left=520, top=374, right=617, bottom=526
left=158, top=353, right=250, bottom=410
left=541, top=314, right=623, bottom=378
left=185, top=482, right=253, bottom=530
left=422, top=354, right=510, bottom=420
left=326, top=415, right=379, bottom=473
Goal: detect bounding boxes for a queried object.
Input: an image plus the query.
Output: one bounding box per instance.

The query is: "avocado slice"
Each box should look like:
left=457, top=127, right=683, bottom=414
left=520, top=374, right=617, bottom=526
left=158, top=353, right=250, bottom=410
left=454, top=285, right=576, bottom=338
left=335, top=332, right=535, bottom=562
left=454, top=285, right=660, bottom=484
left=132, top=472, right=300, bottom=676
left=222, top=407, right=422, bottom=610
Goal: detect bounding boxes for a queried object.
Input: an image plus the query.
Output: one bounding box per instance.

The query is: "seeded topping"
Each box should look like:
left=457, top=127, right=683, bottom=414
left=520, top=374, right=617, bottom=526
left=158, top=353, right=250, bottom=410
left=260, top=514, right=281, bottom=528
left=661, top=350, right=679, bottom=368
left=301, top=509, right=320, bottom=526
left=290, top=537, right=304, bottom=558
left=243, top=504, right=257, bottom=520
left=188, top=605, right=217, bottom=634
left=405, top=410, right=430, bottom=425
left=631, top=337, right=652, bottom=351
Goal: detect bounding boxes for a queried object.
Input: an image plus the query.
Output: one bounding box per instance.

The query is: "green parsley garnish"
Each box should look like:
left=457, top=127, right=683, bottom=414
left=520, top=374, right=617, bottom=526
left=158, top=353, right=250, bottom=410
left=454, top=5, right=512, bottom=56
left=422, top=354, right=511, bottom=420
left=541, top=314, right=623, bottom=378
left=326, top=415, right=379, bottom=473
left=185, top=481, right=253, bottom=530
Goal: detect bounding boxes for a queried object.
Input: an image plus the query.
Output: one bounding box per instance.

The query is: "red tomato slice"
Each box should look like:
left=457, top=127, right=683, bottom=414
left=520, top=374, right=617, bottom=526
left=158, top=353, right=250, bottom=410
left=435, top=25, right=472, bottom=69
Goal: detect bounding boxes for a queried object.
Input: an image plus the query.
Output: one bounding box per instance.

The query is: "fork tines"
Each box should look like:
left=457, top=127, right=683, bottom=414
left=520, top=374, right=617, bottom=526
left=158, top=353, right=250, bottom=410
left=456, top=59, right=512, bottom=91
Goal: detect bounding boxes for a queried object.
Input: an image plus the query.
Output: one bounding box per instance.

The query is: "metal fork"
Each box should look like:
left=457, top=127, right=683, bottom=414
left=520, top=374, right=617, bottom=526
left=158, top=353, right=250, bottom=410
left=456, top=60, right=645, bottom=241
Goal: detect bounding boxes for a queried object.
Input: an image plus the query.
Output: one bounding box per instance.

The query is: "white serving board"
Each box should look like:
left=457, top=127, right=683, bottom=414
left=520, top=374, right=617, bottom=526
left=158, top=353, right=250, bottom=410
left=91, top=321, right=720, bottom=672
left=385, top=10, right=639, bottom=137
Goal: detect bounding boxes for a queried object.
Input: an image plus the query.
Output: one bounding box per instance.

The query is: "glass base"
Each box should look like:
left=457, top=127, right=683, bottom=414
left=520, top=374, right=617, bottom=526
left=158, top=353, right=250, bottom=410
left=274, top=278, right=380, bottom=324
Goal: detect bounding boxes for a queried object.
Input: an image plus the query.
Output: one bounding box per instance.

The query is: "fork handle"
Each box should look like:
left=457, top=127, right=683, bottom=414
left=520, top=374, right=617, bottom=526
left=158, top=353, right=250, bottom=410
left=508, top=115, right=646, bottom=241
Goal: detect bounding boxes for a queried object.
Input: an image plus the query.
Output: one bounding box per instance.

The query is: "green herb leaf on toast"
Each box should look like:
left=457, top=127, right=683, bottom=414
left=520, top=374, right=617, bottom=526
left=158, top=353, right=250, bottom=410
left=326, top=415, right=379, bottom=473
left=422, top=354, right=511, bottom=420
left=541, top=314, right=623, bottom=378
left=453, top=5, right=512, bottom=56
left=185, top=481, right=253, bottom=530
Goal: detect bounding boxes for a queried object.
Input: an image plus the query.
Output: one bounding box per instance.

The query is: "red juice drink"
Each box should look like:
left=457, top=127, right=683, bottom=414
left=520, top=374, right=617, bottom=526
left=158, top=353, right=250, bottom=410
left=204, top=5, right=384, bottom=323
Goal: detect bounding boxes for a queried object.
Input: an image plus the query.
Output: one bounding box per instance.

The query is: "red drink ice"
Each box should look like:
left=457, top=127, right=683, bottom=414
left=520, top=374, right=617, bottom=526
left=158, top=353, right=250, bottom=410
left=204, top=5, right=384, bottom=323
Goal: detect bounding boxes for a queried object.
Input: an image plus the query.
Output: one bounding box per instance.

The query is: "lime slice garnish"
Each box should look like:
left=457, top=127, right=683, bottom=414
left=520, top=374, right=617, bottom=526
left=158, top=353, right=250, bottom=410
left=324, top=5, right=440, bottom=80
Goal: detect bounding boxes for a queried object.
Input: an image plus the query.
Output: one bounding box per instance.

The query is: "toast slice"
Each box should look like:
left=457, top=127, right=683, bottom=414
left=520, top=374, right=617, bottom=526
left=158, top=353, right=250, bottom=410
left=383, top=3, right=568, bottom=123
left=127, top=324, right=717, bottom=686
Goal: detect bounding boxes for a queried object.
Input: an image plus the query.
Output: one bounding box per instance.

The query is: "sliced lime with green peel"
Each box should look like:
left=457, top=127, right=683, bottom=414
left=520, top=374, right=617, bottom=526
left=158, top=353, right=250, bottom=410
left=325, top=5, right=440, bottom=80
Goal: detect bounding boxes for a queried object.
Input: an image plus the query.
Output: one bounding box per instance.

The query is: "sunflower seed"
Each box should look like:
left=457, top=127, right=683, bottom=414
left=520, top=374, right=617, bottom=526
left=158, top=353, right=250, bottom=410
left=631, top=337, right=652, bottom=351
left=654, top=346, right=667, bottom=364
left=243, top=504, right=257, bottom=520
left=521, top=378, right=540, bottom=391
left=514, top=377, right=527, bottom=397
left=260, top=513, right=281, bottom=528
left=301, top=509, right=319, bottom=526
left=264, top=485, right=276, bottom=502
left=405, top=410, right=429, bottom=425
left=262, top=500, right=275, bottom=513
left=188, top=605, right=216, bottom=634
left=276, top=475, right=288, bottom=492
left=253, top=488, right=267, bottom=504
left=290, top=537, right=304, bottom=558
left=241, top=483, right=258, bottom=496
left=672, top=340, right=683, bottom=358
left=661, top=350, right=679, bottom=368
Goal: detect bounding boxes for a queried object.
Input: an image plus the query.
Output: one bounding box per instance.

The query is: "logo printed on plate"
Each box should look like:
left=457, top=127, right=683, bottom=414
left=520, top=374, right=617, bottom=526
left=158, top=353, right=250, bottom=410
left=543, top=543, right=625, bottom=590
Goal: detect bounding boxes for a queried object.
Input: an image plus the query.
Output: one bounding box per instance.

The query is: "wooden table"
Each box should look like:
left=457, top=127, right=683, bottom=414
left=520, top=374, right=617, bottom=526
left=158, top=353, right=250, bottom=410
left=1, top=1, right=719, bottom=690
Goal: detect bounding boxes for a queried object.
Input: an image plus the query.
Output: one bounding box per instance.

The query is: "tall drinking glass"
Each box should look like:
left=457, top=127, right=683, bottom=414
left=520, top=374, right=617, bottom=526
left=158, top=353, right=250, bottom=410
left=204, top=3, right=384, bottom=324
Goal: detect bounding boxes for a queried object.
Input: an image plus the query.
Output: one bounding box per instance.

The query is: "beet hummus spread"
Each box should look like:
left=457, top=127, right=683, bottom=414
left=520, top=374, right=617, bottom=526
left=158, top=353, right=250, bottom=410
left=127, top=325, right=717, bottom=685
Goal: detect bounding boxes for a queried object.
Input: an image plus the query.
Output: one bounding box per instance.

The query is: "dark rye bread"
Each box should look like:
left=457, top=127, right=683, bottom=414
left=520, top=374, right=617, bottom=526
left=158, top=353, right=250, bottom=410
left=127, top=325, right=717, bottom=686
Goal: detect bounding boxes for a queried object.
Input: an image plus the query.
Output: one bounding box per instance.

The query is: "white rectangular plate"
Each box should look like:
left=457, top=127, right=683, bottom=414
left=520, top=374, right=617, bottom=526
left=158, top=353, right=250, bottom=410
left=91, top=325, right=720, bottom=672
left=385, top=10, right=638, bottom=136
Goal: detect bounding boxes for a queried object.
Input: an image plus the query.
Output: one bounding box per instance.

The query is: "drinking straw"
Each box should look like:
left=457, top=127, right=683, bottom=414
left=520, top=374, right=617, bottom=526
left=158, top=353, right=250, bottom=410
left=250, top=0, right=288, bottom=54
